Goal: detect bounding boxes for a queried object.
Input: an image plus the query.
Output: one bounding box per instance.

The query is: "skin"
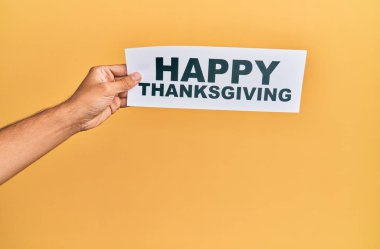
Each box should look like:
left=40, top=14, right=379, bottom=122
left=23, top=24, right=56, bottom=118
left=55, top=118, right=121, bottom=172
left=0, top=64, right=141, bottom=185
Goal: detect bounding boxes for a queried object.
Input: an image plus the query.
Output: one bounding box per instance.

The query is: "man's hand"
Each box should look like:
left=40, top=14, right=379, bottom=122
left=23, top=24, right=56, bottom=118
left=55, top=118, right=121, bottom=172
left=0, top=64, right=141, bottom=184
left=64, top=65, right=141, bottom=131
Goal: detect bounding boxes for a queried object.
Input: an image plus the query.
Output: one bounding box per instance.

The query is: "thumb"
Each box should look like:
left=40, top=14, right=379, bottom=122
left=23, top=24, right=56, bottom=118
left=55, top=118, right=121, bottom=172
left=107, top=72, right=142, bottom=94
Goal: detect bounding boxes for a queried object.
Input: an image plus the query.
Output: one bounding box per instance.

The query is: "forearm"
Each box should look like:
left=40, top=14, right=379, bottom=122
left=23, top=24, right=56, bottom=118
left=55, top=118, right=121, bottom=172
left=0, top=102, right=79, bottom=184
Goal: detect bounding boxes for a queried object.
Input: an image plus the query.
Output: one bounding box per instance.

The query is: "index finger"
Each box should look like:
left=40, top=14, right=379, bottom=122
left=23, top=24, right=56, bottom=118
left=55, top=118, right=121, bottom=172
left=107, top=64, right=128, bottom=77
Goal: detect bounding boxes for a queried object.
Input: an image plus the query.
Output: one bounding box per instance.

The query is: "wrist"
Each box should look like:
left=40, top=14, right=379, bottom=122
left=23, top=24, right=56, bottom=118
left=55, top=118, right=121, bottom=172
left=53, top=101, right=83, bottom=135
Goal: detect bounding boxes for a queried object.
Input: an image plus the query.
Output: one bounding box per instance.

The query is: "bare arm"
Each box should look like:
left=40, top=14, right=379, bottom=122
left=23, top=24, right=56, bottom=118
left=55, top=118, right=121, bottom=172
left=0, top=65, right=141, bottom=184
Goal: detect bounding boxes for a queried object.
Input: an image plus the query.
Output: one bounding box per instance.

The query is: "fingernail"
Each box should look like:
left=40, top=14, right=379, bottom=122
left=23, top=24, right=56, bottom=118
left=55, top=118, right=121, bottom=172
left=130, top=72, right=141, bottom=81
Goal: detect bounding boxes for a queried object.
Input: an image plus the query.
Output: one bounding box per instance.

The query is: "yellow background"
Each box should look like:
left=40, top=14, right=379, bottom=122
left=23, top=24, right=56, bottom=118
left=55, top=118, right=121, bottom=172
left=0, top=0, right=379, bottom=248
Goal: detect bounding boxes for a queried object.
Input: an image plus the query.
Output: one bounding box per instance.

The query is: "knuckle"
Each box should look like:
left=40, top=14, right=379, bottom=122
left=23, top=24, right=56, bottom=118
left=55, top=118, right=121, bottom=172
left=120, top=78, right=129, bottom=90
left=125, top=77, right=134, bottom=89
left=89, top=66, right=98, bottom=73
left=89, top=65, right=105, bottom=74
left=99, top=83, right=110, bottom=93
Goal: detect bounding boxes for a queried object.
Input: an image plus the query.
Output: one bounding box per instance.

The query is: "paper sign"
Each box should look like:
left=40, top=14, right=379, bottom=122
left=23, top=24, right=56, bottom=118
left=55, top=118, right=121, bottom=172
left=125, top=46, right=307, bottom=112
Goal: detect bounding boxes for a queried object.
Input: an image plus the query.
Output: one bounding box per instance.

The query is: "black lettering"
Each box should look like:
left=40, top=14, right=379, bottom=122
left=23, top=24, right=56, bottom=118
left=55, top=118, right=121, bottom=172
left=194, top=85, right=207, bottom=98
left=231, top=60, right=253, bottom=84
left=151, top=83, right=164, bottom=96
left=165, top=84, right=178, bottom=97
left=279, top=88, right=291, bottom=101
left=221, top=86, right=235, bottom=99
left=156, top=57, right=179, bottom=81
left=264, top=88, right=277, bottom=101
left=243, top=87, right=256, bottom=100
left=208, top=59, right=228, bottom=83
left=255, top=60, right=280, bottom=85
left=179, top=84, right=193, bottom=97
left=181, top=58, right=205, bottom=82
left=208, top=85, right=220, bottom=99
left=139, top=82, right=150, bottom=96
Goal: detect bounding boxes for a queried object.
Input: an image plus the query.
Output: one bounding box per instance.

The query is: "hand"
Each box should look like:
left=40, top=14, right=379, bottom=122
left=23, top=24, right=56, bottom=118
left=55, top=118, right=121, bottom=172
left=63, top=64, right=141, bottom=131
left=0, top=64, right=141, bottom=184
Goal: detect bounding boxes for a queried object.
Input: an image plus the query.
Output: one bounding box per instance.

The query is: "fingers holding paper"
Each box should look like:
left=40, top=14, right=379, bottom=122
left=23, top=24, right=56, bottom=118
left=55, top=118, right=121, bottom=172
left=114, top=72, right=141, bottom=107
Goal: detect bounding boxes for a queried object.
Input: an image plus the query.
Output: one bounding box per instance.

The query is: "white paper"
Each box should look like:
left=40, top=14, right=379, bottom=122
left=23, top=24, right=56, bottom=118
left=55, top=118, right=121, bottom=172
left=125, top=46, right=306, bottom=113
